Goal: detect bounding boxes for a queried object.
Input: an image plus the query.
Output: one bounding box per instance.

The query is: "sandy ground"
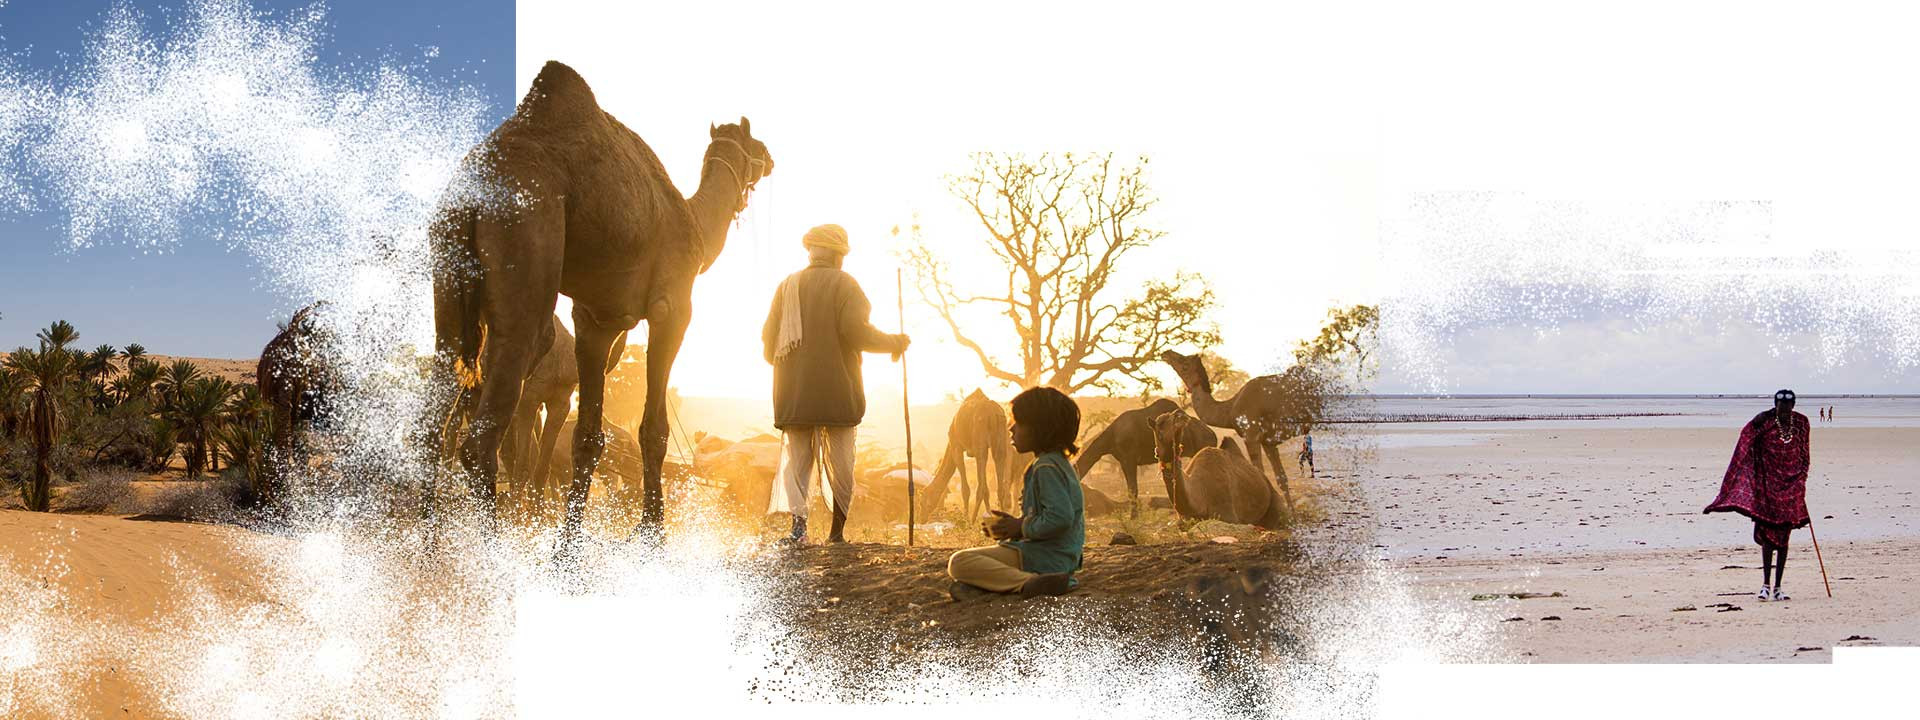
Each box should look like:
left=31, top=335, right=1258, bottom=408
left=1349, top=424, right=1920, bottom=662
left=0, top=510, right=277, bottom=718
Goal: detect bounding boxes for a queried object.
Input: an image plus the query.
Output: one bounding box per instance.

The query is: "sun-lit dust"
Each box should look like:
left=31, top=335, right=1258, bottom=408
left=0, top=1, right=1500, bottom=716
left=1379, top=194, right=1920, bottom=391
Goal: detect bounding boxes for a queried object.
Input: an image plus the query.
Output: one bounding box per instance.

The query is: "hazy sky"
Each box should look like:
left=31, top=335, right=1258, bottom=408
left=4, top=1, right=1915, bottom=397
left=0, top=0, right=513, bottom=358
left=522, top=0, right=1918, bottom=397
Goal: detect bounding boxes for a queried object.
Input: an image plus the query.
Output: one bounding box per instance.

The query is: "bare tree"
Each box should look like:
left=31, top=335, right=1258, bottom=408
left=908, top=152, right=1219, bottom=394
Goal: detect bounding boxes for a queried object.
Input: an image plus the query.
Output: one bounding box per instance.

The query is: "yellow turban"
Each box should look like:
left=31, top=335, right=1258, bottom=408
left=802, top=224, right=850, bottom=254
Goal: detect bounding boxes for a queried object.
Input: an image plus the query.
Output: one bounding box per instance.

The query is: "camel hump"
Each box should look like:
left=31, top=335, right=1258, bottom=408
left=1219, top=437, right=1248, bottom=462
left=518, top=60, right=601, bottom=123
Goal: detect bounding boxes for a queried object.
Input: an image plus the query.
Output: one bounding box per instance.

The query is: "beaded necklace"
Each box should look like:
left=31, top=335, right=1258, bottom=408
left=1774, top=410, right=1795, bottom=443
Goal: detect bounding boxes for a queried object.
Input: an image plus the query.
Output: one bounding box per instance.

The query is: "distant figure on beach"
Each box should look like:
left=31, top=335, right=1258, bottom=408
left=1704, top=389, right=1811, bottom=602
left=947, top=386, right=1084, bottom=600
left=1298, top=431, right=1315, bottom=478
left=763, top=224, right=911, bottom=544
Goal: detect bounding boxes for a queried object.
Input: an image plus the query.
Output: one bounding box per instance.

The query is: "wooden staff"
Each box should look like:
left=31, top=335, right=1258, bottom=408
left=898, top=268, right=914, bottom=546
left=1808, top=519, right=1832, bottom=598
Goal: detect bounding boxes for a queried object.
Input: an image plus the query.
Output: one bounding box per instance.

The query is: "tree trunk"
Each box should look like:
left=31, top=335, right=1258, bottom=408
left=28, top=390, right=55, bottom=512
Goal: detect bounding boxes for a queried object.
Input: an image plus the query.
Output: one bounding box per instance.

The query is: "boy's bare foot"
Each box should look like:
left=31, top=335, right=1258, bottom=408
left=1020, top=573, right=1073, bottom=599
left=949, top=581, right=992, bottom=603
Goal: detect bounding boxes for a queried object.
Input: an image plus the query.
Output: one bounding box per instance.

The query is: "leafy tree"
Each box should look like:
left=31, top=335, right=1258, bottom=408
left=1293, top=304, right=1380, bottom=385
left=907, top=152, right=1219, bottom=394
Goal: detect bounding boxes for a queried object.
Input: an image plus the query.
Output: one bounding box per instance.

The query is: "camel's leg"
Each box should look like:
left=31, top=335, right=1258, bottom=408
left=1121, top=462, right=1141, bottom=517
left=457, top=209, right=562, bottom=533
left=561, top=315, right=624, bottom=542
left=626, top=306, right=690, bottom=538
left=459, top=326, right=541, bottom=530
left=992, top=441, right=1013, bottom=512
left=960, top=454, right=978, bottom=519
left=531, top=393, right=569, bottom=516
left=265, top=400, right=294, bottom=507
left=1244, top=433, right=1270, bottom=481
left=972, top=452, right=991, bottom=518
left=1263, top=441, right=1294, bottom=513
left=501, top=395, right=539, bottom=511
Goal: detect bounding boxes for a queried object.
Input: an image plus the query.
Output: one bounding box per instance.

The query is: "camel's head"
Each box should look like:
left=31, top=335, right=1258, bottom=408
left=707, top=117, right=774, bottom=196
left=1160, top=349, right=1209, bottom=393
left=1150, top=410, right=1190, bottom=464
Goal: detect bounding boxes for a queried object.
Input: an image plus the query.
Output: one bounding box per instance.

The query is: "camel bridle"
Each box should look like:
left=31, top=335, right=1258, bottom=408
left=703, top=134, right=766, bottom=213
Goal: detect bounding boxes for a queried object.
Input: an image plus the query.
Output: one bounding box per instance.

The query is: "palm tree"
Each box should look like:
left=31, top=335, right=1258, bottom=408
left=121, top=343, right=147, bottom=368
left=0, top=366, right=28, bottom=438
left=220, top=384, right=271, bottom=503
left=117, top=359, right=163, bottom=405
left=170, top=376, right=232, bottom=477
left=5, top=346, right=77, bottom=511
left=81, top=344, right=119, bottom=380
left=157, top=359, right=203, bottom=414
left=37, top=320, right=79, bottom=351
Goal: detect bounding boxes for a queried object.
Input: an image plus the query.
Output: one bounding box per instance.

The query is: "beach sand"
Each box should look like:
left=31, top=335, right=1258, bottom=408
left=1349, top=425, right=1920, bottom=661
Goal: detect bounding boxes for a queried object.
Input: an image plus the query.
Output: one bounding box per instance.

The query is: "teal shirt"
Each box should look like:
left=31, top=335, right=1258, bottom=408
left=1004, top=450, right=1085, bottom=574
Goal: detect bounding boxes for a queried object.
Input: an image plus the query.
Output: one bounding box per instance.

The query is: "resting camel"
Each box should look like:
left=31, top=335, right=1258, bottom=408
left=431, top=61, right=773, bottom=542
left=919, top=389, right=1016, bottom=518
left=257, top=302, right=336, bottom=506
left=500, top=315, right=579, bottom=512
left=1161, top=350, right=1311, bottom=513
left=1073, top=397, right=1216, bottom=514
left=1151, top=410, right=1285, bottom=530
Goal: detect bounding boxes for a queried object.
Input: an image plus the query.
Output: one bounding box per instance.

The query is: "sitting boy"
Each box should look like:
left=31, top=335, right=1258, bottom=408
left=946, top=386, right=1084, bottom=600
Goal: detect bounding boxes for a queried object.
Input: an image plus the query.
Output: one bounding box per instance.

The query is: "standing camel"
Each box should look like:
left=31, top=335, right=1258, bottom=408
left=919, top=389, right=1016, bottom=518
left=1161, top=350, right=1311, bottom=515
left=431, top=61, right=773, bottom=543
left=500, top=315, right=579, bottom=514
left=258, top=302, right=337, bottom=506
left=1151, top=410, right=1285, bottom=529
left=1073, top=397, right=1216, bottom=514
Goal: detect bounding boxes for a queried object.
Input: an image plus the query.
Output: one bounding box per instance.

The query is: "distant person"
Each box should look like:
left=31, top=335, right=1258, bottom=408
left=1298, top=430, right=1316, bottom=478
left=947, top=386, right=1084, bottom=600
left=1704, top=389, right=1811, bottom=602
left=763, top=224, right=911, bottom=545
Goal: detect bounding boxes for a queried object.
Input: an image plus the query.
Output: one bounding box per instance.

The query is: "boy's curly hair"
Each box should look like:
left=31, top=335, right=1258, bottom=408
left=1011, top=386, right=1081, bottom=455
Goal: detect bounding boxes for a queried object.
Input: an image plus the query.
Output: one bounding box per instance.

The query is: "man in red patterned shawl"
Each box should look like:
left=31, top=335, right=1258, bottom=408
left=1704, top=389, right=1811, bottom=602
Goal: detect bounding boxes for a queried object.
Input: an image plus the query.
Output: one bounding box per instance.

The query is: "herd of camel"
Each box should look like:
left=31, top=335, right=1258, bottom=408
left=253, top=61, right=1315, bottom=545
left=918, top=350, right=1308, bottom=532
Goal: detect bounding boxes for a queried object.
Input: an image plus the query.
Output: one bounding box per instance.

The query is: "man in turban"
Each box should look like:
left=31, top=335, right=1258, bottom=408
left=762, top=224, right=910, bottom=544
left=1704, top=389, right=1812, bottom=601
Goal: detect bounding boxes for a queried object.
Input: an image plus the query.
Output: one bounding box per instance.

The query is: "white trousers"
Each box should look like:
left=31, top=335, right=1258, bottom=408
left=767, top=425, right=857, bottom=519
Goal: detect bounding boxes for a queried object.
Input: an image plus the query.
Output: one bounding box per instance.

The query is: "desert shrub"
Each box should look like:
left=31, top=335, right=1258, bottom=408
left=56, top=466, right=139, bottom=514
left=138, top=474, right=249, bottom=522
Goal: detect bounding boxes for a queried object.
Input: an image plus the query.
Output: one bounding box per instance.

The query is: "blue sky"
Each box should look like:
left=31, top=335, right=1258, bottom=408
left=0, top=0, right=512, bottom=358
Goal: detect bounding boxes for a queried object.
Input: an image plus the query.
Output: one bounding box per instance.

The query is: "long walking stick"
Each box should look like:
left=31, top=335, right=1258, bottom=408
left=898, top=268, right=914, bottom=547
left=1808, top=520, right=1832, bottom=598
